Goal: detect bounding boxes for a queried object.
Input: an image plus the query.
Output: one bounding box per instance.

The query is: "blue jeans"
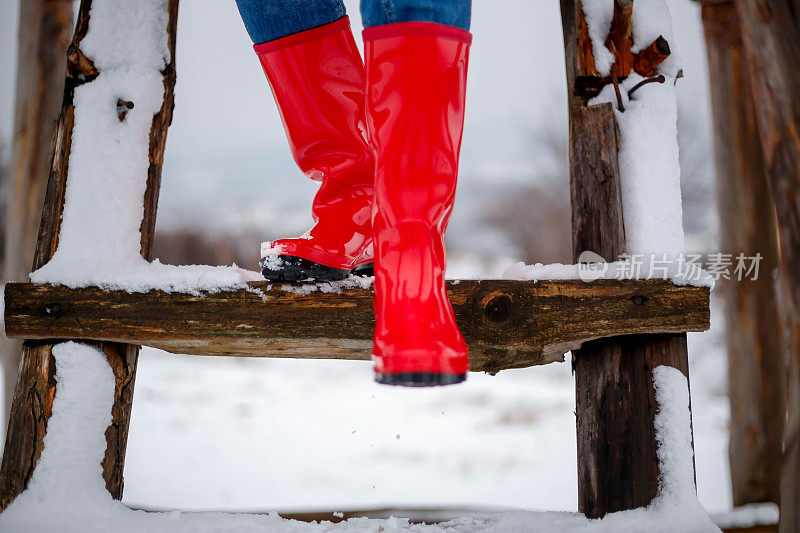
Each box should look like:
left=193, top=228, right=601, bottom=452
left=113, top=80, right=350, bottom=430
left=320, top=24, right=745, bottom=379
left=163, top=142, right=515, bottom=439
left=235, top=0, right=471, bottom=44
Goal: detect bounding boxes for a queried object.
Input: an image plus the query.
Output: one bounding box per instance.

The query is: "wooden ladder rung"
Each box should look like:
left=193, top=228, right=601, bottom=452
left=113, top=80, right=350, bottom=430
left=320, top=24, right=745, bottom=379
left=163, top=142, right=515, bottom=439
left=4, top=279, right=710, bottom=374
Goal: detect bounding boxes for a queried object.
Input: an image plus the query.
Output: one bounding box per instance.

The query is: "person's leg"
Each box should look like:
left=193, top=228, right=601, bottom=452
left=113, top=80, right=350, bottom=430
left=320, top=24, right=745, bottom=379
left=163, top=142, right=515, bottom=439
left=360, top=0, right=471, bottom=30
left=235, top=1, right=375, bottom=280
left=363, top=1, right=473, bottom=386
left=234, top=0, right=346, bottom=44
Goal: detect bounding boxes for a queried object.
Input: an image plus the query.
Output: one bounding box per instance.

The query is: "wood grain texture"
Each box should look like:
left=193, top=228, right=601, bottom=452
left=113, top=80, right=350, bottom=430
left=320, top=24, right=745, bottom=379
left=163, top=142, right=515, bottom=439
left=562, top=0, right=695, bottom=518
left=2, top=0, right=74, bottom=442
left=605, top=0, right=634, bottom=77
left=0, top=0, right=179, bottom=511
left=574, top=335, right=691, bottom=517
left=633, top=36, right=671, bottom=77
left=563, top=0, right=626, bottom=261
left=4, top=279, right=710, bottom=374
left=701, top=1, right=785, bottom=506
left=734, top=2, right=800, bottom=530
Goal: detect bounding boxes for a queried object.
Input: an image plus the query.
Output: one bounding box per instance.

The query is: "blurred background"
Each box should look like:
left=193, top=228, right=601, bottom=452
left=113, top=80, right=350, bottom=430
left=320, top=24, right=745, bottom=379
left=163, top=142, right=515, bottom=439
left=0, top=0, right=729, bottom=517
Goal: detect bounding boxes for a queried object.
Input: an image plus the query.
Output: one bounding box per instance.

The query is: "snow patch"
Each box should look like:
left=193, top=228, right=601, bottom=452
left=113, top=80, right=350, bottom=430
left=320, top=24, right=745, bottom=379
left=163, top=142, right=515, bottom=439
left=31, top=259, right=263, bottom=295
left=584, top=0, right=685, bottom=255
left=80, top=0, right=170, bottom=71
left=710, top=503, right=780, bottom=530
left=581, top=0, right=682, bottom=78
left=260, top=241, right=285, bottom=270
left=630, top=0, right=682, bottom=77
left=502, top=256, right=714, bottom=288
left=649, top=366, right=716, bottom=528
left=591, top=74, right=685, bottom=254
left=24, top=0, right=258, bottom=296
left=580, top=0, right=615, bottom=76
left=280, top=275, right=374, bottom=295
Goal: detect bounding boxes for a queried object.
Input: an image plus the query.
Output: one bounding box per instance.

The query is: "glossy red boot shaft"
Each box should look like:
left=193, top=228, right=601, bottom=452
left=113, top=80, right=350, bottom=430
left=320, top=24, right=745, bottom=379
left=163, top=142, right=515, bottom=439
left=364, top=22, right=472, bottom=386
left=255, top=17, right=374, bottom=278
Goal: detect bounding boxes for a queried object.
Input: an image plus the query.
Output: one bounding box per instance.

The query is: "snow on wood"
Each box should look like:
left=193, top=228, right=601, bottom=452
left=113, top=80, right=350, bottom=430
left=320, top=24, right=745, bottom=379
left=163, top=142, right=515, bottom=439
left=3, top=279, right=710, bottom=371
left=584, top=0, right=685, bottom=255
left=26, top=0, right=257, bottom=295
left=581, top=0, right=615, bottom=75
left=502, top=257, right=714, bottom=288
left=649, top=366, right=714, bottom=526
left=709, top=503, right=780, bottom=530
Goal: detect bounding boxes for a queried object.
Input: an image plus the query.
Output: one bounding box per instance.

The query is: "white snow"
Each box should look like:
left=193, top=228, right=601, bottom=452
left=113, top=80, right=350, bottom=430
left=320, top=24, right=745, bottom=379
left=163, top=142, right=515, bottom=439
left=630, top=0, right=682, bottom=78
left=709, top=502, right=780, bottom=530
left=502, top=255, right=714, bottom=288
left=282, top=276, right=375, bottom=295
left=582, top=0, right=682, bottom=78
left=649, top=366, right=718, bottom=530
left=32, top=258, right=264, bottom=295
left=24, top=0, right=262, bottom=295
left=582, top=0, right=685, bottom=255
left=580, top=0, right=615, bottom=76
left=599, top=75, right=685, bottom=254
left=0, top=345, right=718, bottom=532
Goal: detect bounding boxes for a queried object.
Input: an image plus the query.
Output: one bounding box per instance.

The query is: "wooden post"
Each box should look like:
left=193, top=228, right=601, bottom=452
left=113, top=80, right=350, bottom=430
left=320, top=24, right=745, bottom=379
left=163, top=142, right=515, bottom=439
left=698, top=0, right=785, bottom=506
left=1, top=0, right=73, bottom=436
left=0, top=0, right=179, bottom=510
left=605, top=0, right=634, bottom=77
left=734, top=1, right=800, bottom=530
left=561, top=0, right=695, bottom=518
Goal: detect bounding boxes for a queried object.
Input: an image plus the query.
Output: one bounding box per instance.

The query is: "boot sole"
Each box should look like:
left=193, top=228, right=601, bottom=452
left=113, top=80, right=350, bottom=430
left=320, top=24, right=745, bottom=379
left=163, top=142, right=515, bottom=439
left=374, top=372, right=467, bottom=387
left=261, top=255, right=373, bottom=282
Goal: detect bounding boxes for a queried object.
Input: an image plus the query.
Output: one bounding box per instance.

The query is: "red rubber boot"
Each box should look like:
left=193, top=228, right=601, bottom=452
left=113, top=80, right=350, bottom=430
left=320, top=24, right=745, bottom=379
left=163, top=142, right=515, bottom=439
left=364, top=23, right=472, bottom=386
left=255, top=17, right=374, bottom=281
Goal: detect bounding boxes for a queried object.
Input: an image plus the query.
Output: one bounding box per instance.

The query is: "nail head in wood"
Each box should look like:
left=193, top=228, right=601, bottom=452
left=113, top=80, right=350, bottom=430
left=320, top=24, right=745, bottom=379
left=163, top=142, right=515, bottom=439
left=116, top=98, right=134, bottom=121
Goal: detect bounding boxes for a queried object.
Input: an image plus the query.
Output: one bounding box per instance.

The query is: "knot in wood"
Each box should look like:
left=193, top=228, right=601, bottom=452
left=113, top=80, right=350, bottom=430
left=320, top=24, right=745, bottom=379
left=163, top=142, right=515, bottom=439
left=631, top=295, right=648, bottom=306
left=484, top=294, right=513, bottom=323
left=45, top=303, right=61, bottom=316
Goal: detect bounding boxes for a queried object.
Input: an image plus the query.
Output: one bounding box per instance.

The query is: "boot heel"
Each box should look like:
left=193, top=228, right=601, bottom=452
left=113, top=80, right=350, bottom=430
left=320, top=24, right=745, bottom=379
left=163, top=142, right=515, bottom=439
left=375, top=372, right=467, bottom=387
left=350, top=261, right=374, bottom=277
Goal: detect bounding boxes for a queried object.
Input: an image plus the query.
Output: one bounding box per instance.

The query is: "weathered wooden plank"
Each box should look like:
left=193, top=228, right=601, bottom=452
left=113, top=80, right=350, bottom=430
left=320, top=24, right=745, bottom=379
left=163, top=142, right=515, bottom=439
left=3, top=279, right=710, bottom=374
left=633, top=35, right=671, bottom=77
left=0, top=0, right=179, bottom=512
left=734, top=1, right=800, bottom=531
left=605, top=0, right=634, bottom=77
left=700, top=0, right=785, bottom=507
left=561, top=0, right=695, bottom=518
left=2, top=0, right=74, bottom=427
left=574, top=334, right=691, bottom=514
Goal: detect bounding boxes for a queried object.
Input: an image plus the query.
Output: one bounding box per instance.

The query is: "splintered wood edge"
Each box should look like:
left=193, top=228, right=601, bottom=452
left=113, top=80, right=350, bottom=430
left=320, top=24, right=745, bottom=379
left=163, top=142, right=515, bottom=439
left=3, top=279, right=710, bottom=373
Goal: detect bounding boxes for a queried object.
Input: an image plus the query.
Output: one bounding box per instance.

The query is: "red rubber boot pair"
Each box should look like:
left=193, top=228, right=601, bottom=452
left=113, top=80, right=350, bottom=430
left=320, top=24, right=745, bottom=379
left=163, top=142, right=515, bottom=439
left=255, top=18, right=471, bottom=386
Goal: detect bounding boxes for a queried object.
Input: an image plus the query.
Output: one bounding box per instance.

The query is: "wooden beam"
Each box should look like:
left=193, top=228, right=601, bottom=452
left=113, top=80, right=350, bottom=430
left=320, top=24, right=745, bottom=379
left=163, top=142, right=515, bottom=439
left=633, top=36, right=671, bottom=77
left=733, top=1, right=800, bottom=530
left=700, top=1, right=785, bottom=507
left=2, top=0, right=74, bottom=431
left=606, top=0, right=634, bottom=77
left=3, top=279, right=709, bottom=374
left=0, top=0, right=180, bottom=512
left=562, top=0, right=696, bottom=518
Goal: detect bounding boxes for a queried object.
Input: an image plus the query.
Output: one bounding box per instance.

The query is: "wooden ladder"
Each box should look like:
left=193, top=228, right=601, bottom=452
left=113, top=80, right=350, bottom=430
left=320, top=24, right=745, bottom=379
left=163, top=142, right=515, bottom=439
left=0, top=0, right=710, bottom=520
